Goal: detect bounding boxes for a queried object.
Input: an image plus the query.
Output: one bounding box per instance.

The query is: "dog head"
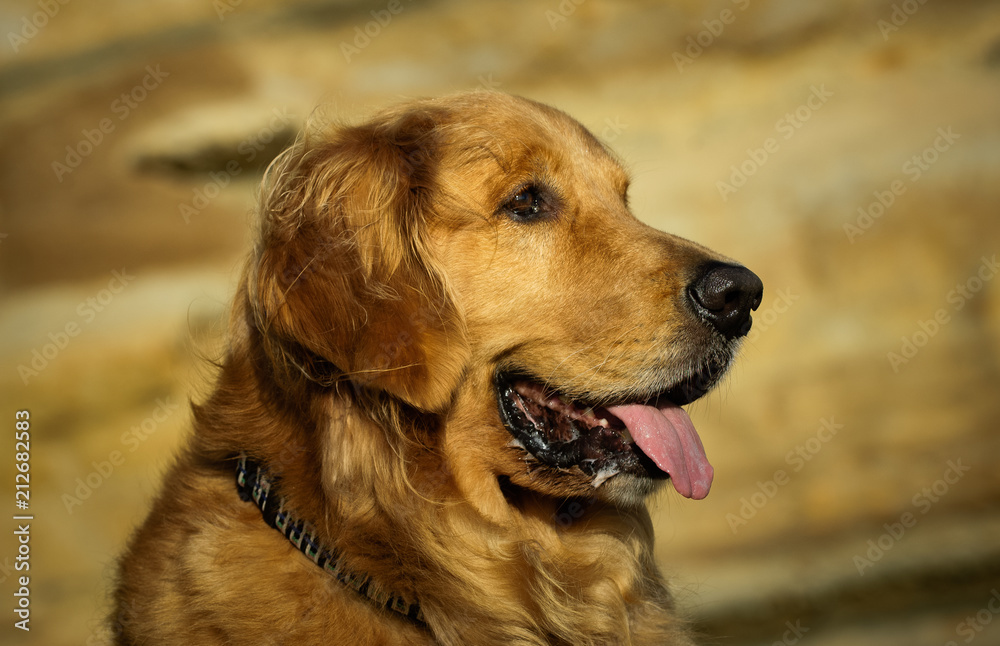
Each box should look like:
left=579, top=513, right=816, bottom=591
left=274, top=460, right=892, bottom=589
left=250, top=92, right=762, bottom=511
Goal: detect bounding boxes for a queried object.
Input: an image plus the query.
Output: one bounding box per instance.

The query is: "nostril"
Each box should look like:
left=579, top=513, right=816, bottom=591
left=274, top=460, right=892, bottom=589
left=688, top=263, right=764, bottom=339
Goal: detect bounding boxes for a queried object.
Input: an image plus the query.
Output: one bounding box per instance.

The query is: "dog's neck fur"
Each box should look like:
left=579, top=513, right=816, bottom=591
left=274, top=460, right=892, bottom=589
left=189, top=313, right=692, bottom=645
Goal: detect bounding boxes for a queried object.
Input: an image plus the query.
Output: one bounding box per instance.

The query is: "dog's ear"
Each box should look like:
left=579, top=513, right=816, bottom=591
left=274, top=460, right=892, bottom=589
left=249, top=107, right=468, bottom=412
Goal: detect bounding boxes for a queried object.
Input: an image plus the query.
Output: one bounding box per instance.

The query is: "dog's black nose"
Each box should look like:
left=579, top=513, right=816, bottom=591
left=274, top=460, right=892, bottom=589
left=688, top=263, right=764, bottom=339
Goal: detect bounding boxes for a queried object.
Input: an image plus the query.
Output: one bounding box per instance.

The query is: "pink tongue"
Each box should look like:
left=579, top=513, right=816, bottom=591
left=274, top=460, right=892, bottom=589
left=606, top=403, right=714, bottom=500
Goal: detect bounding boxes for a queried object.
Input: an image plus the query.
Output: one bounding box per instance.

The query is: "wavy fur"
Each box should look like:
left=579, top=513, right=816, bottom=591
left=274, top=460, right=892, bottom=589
left=111, top=92, right=742, bottom=645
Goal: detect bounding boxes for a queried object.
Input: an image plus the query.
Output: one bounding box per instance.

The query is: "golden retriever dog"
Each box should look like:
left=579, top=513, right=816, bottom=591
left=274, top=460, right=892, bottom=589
left=114, top=91, right=762, bottom=645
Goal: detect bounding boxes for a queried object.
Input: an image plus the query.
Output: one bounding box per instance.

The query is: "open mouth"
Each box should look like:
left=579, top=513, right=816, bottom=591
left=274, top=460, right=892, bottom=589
left=495, top=356, right=728, bottom=499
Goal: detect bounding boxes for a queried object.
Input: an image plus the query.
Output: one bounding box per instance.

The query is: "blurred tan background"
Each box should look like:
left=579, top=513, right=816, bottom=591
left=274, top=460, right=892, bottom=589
left=1, top=0, right=999, bottom=644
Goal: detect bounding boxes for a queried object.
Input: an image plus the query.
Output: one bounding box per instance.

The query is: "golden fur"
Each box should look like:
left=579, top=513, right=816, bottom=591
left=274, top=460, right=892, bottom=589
left=114, top=92, right=751, bottom=645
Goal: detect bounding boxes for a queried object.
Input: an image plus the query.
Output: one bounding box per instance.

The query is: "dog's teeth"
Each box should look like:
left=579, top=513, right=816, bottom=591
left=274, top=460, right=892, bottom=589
left=599, top=418, right=610, bottom=428
left=619, top=427, right=632, bottom=442
left=583, top=407, right=594, bottom=417
left=591, top=468, right=619, bottom=488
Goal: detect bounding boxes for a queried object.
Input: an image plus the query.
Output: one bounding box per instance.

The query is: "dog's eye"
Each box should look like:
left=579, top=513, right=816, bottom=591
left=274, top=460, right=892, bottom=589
left=503, top=185, right=548, bottom=222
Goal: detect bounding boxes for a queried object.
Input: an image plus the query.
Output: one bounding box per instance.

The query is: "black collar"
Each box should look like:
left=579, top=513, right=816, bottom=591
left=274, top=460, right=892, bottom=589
left=235, top=455, right=426, bottom=626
